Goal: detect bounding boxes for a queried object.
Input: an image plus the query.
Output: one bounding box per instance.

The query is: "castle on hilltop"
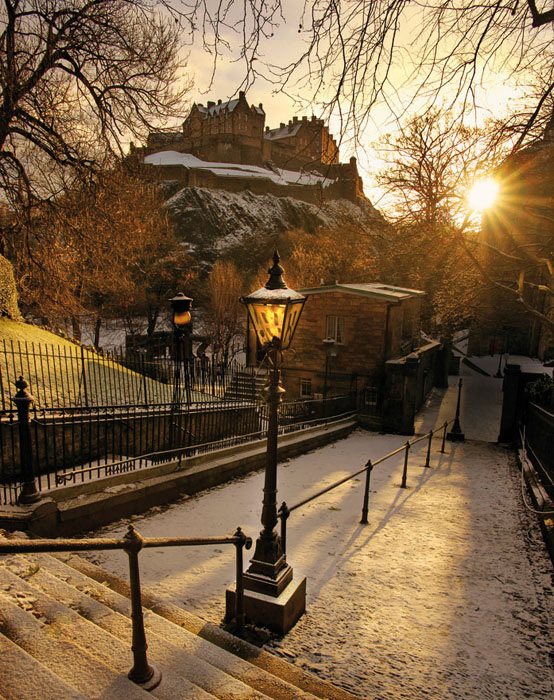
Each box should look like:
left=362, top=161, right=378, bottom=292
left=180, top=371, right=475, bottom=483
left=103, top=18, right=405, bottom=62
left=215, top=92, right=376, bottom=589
left=138, top=92, right=365, bottom=203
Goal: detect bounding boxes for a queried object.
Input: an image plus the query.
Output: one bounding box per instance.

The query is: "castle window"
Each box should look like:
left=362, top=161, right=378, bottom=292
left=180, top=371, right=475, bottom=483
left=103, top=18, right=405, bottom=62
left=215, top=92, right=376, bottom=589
left=300, top=377, right=312, bottom=397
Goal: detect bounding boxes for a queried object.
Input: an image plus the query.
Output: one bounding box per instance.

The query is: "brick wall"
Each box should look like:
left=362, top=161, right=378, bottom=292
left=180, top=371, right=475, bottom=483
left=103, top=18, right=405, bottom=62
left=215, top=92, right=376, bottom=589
left=283, top=292, right=397, bottom=397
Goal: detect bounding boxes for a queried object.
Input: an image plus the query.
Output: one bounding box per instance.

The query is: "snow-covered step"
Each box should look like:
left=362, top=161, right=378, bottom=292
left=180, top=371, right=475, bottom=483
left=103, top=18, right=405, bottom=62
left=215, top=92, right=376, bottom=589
left=2, top=554, right=274, bottom=700
left=0, top=546, right=360, bottom=700
left=0, top=632, right=90, bottom=700
left=32, top=553, right=321, bottom=700
left=0, top=562, right=218, bottom=700
left=0, top=592, right=152, bottom=700
left=57, top=553, right=360, bottom=700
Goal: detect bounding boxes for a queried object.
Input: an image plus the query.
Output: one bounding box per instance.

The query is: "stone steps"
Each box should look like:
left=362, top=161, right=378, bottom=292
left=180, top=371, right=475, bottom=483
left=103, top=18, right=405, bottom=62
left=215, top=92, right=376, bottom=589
left=0, top=633, right=90, bottom=700
left=0, top=547, right=361, bottom=700
left=224, top=371, right=268, bottom=401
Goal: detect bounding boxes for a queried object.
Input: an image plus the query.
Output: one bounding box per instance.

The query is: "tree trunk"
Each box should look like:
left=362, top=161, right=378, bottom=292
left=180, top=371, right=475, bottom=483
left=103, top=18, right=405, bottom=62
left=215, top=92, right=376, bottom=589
left=71, top=316, right=81, bottom=342
left=146, top=309, right=159, bottom=337
left=93, top=317, right=102, bottom=349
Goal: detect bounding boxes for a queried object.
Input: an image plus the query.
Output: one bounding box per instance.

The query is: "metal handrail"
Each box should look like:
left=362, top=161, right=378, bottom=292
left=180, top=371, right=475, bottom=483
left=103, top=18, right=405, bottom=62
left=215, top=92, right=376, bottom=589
left=278, top=418, right=455, bottom=553
left=0, top=524, right=252, bottom=689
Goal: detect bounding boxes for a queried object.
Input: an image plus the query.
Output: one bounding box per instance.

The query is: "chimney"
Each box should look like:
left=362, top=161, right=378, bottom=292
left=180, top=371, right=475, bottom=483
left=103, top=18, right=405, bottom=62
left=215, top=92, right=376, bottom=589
left=265, top=126, right=270, bottom=131
left=218, top=99, right=222, bottom=105
left=259, top=103, right=263, bottom=109
left=302, top=116, right=307, bottom=122
left=207, top=101, right=215, bottom=108
left=239, top=90, right=245, bottom=98
left=350, top=156, right=357, bottom=166
left=280, top=123, right=285, bottom=129
left=312, top=115, right=316, bottom=122
left=293, top=116, right=298, bottom=123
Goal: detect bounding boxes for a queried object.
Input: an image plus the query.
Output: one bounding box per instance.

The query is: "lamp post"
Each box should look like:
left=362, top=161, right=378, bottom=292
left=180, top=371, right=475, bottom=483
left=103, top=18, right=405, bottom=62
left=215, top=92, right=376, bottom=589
left=169, top=292, right=193, bottom=409
left=226, top=251, right=306, bottom=634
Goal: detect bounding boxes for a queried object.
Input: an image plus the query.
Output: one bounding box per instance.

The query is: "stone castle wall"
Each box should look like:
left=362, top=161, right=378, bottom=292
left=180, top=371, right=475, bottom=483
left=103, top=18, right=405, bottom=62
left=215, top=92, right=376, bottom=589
left=139, top=92, right=364, bottom=204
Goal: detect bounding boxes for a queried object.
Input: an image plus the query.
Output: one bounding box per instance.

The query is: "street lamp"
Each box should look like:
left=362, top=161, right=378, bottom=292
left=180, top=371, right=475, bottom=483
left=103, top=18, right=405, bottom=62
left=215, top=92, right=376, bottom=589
left=228, top=251, right=306, bottom=633
left=169, top=292, right=193, bottom=408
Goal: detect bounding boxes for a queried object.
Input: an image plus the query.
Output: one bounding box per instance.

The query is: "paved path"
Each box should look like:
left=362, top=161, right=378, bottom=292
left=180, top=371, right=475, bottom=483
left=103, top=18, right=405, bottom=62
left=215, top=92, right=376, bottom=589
left=89, top=369, right=554, bottom=700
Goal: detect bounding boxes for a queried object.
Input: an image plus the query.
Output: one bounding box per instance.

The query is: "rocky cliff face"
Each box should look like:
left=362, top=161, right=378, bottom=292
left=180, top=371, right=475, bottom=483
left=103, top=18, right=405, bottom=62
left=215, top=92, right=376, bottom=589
left=162, top=184, right=388, bottom=265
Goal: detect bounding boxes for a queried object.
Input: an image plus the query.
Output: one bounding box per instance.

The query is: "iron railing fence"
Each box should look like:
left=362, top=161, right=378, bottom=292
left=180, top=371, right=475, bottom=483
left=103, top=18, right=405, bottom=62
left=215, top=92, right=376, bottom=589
left=1, top=382, right=357, bottom=505
left=0, top=523, right=252, bottom=684
left=0, top=397, right=261, bottom=505
left=0, top=339, right=262, bottom=411
left=278, top=419, right=456, bottom=554
left=523, top=401, right=554, bottom=500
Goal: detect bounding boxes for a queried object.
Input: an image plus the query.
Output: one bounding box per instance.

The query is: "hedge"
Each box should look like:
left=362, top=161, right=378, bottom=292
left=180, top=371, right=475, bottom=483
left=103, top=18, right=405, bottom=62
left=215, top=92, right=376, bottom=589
left=0, top=254, right=21, bottom=319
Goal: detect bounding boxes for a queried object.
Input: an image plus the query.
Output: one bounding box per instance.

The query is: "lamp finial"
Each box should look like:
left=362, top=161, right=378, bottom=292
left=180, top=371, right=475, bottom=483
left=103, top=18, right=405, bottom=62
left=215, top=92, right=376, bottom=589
left=265, top=250, right=287, bottom=291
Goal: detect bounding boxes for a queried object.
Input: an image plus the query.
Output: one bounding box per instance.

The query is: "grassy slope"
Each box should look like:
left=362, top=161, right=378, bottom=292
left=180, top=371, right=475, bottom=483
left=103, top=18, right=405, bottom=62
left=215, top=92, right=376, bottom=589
left=0, top=317, right=85, bottom=347
left=0, top=318, right=177, bottom=409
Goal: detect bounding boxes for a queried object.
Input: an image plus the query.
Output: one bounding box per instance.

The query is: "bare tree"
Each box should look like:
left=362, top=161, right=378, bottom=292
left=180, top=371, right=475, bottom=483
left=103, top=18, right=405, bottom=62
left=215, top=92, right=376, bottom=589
left=3, top=170, right=196, bottom=342
left=375, top=110, right=502, bottom=333
left=375, top=107, right=554, bottom=335
left=205, top=1, right=554, bottom=152
left=376, top=110, right=503, bottom=224
left=0, top=0, right=191, bottom=215
left=203, top=260, right=245, bottom=364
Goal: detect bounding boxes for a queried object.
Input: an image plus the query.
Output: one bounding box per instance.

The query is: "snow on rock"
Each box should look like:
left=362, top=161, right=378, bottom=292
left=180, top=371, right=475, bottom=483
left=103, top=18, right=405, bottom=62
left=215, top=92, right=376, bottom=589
left=163, top=185, right=388, bottom=262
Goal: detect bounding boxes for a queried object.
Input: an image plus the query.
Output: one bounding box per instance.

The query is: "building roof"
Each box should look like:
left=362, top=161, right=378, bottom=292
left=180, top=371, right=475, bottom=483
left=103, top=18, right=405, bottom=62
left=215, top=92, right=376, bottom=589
left=195, top=97, right=265, bottom=118
left=265, top=122, right=303, bottom=140
left=298, top=282, right=425, bottom=303
left=197, top=99, right=239, bottom=117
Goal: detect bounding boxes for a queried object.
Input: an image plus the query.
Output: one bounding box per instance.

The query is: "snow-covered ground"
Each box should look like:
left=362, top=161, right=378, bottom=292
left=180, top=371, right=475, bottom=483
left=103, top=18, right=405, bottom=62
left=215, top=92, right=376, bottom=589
left=87, top=363, right=554, bottom=699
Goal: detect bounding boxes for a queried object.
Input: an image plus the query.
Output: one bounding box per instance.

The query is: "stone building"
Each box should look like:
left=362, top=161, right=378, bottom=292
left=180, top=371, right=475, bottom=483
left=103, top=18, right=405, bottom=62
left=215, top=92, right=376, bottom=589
left=263, top=115, right=339, bottom=170
left=246, top=282, right=425, bottom=399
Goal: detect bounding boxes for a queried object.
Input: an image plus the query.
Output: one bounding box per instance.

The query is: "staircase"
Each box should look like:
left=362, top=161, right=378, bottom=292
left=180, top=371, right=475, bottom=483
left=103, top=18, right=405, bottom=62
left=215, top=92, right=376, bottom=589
left=224, top=369, right=268, bottom=402
left=0, top=540, right=360, bottom=700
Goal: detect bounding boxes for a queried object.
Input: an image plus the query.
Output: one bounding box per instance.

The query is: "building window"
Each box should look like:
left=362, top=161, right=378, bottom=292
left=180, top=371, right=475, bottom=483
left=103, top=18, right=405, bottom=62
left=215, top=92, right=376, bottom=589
left=300, top=377, right=312, bottom=397
left=326, top=316, right=345, bottom=344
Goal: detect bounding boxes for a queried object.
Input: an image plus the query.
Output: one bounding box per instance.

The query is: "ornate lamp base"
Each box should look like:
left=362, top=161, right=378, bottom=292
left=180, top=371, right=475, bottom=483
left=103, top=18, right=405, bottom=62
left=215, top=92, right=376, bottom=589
left=226, top=576, right=306, bottom=634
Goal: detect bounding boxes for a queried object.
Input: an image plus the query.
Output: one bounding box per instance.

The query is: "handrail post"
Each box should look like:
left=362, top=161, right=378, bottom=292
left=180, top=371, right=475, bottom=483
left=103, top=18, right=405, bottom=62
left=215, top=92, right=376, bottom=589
left=123, top=525, right=161, bottom=690
left=440, top=421, right=448, bottom=453
left=401, top=441, right=410, bottom=488
left=360, top=460, right=373, bottom=524
left=233, top=527, right=252, bottom=636
left=13, top=377, right=41, bottom=505
left=278, top=501, right=290, bottom=555
left=424, top=430, right=432, bottom=468
left=447, top=378, right=465, bottom=442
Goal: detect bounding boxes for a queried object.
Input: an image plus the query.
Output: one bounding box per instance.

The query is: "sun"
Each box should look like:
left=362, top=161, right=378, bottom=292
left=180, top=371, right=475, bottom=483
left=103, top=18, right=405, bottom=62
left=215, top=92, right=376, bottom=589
left=467, top=179, right=499, bottom=212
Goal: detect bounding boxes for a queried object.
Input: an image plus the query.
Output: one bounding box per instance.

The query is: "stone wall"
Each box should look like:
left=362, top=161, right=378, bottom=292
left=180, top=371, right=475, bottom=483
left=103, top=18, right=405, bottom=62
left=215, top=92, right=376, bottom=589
left=141, top=162, right=350, bottom=205
left=281, top=290, right=422, bottom=399
left=382, top=341, right=441, bottom=434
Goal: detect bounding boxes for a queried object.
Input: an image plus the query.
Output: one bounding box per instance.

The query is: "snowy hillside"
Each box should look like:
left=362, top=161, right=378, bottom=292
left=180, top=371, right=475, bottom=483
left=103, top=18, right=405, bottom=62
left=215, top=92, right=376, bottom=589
left=162, top=185, right=389, bottom=263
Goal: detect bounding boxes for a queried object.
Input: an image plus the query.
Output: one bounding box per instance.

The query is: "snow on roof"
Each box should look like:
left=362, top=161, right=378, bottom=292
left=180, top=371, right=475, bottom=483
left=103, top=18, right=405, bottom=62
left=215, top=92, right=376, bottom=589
left=299, top=282, right=425, bottom=302
left=197, top=98, right=239, bottom=117
left=144, top=150, right=336, bottom=188
left=264, top=122, right=303, bottom=140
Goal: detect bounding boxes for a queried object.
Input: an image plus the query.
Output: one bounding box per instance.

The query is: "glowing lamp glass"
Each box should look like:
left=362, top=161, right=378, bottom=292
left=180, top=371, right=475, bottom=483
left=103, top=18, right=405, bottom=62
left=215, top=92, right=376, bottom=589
left=245, top=296, right=305, bottom=350
left=170, top=292, right=193, bottom=329
left=173, top=309, right=191, bottom=327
